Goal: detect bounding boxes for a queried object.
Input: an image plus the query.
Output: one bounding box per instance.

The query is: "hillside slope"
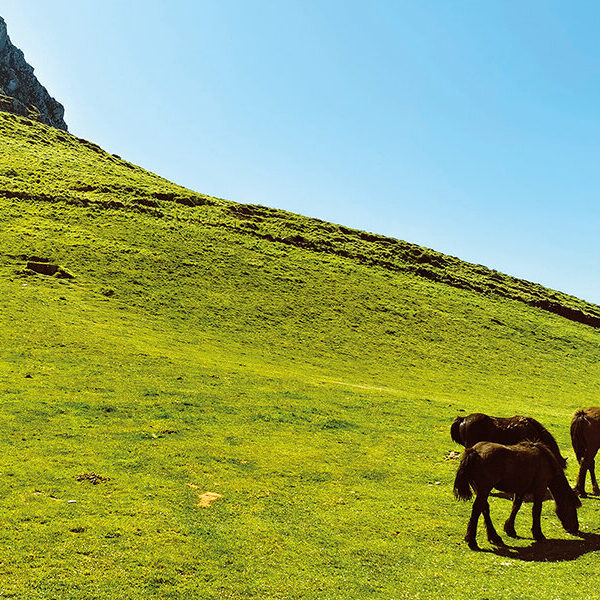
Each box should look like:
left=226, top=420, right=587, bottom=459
left=2, top=113, right=600, bottom=329
left=2, top=111, right=600, bottom=599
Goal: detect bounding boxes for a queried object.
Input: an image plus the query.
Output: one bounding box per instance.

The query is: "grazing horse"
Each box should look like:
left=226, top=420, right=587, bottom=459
left=451, top=412, right=567, bottom=468
left=454, top=441, right=580, bottom=550
left=571, top=407, right=600, bottom=497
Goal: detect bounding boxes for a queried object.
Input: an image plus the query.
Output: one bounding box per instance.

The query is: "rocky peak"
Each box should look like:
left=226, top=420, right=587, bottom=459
left=0, top=16, right=67, bottom=130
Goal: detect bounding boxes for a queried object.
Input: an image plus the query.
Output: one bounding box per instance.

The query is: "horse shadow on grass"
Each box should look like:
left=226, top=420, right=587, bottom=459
left=482, top=532, right=600, bottom=562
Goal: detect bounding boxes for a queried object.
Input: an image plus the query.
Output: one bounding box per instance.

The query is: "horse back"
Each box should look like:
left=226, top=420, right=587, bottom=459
left=488, top=442, right=557, bottom=493
left=453, top=413, right=566, bottom=469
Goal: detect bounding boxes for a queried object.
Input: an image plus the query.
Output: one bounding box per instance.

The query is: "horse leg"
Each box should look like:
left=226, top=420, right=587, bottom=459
left=574, top=453, right=591, bottom=497
left=589, top=455, right=600, bottom=495
left=531, top=495, right=546, bottom=541
left=504, top=493, right=524, bottom=538
left=465, top=493, right=486, bottom=550
left=482, top=499, right=504, bottom=546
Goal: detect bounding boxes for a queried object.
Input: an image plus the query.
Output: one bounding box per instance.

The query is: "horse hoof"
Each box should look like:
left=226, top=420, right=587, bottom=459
left=489, top=537, right=505, bottom=547
left=593, top=488, right=600, bottom=496
left=468, top=542, right=480, bottom=551
left=504, top=528, right=518, bottom=538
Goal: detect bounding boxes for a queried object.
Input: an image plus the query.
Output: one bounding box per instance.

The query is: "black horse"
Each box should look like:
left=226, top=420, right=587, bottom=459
left=571, top=407, right=600, bottom=497
left=454, top=441, right=580, bottom=550
left=451, top=412, right=567, bottom=468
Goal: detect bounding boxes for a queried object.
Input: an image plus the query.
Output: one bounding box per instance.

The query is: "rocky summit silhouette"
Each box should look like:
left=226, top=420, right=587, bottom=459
left=0, top=16, right=67, bottom=130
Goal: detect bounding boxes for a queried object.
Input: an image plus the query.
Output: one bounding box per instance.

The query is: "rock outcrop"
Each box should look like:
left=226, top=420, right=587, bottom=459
left=0, top=16, right=67, bottom=130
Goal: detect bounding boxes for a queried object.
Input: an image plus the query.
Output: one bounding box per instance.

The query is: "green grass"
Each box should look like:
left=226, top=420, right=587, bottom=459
left=1, top=111, right=600, bottom=598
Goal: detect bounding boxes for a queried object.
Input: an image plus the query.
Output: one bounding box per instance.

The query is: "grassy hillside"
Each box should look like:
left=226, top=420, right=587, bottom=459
left=2, top=111, right=600, bottom=599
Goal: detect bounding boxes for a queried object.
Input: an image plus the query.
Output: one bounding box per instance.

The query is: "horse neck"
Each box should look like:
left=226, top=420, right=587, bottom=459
left=549, top=470, right=575, bottom=506
left=535, top=430, right=565, bottom=467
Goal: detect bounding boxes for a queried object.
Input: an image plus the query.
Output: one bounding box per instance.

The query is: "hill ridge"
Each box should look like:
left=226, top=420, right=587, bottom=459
left=1, top=110, right=599, bottom=330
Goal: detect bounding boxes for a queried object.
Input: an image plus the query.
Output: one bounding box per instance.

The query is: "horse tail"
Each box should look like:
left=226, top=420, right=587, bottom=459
left=570, top=410, right=589, bottom=464
left=453, top=448, right=479, bottom=501
left=529, top=419, right=567, bottom=470
left=450, top=416, right=465, bottom=445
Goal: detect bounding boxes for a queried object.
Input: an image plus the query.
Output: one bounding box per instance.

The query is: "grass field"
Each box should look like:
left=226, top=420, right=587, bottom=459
left=1, top=111, right=600, bottom=598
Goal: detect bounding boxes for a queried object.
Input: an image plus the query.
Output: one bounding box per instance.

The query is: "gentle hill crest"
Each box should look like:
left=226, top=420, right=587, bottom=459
left=1, top=111, right=599, bottom=330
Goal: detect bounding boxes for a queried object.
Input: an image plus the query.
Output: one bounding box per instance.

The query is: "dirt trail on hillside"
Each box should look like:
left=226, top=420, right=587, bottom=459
left=314, top=379, right=400, bottom=394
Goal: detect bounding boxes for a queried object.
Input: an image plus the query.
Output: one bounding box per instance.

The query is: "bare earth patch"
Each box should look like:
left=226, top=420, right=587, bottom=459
left=197, top=492, right=223, bottom=508
left=315, top=378, right=400, bottom=394
left=76, top=472, right=110, bottom=484
left=187, top=484, right=223, bottom=507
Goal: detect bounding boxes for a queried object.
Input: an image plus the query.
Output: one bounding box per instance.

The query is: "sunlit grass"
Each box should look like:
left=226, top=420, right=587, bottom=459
left=1, top=112, right=600, bottom=597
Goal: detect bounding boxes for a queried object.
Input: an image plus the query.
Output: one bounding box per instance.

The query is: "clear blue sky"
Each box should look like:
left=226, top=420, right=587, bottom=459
left=3, top=1, right=600, bottom=302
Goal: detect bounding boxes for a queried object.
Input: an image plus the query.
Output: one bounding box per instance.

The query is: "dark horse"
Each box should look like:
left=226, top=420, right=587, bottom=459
left=454, top=441, right=581, bottom=550
left=451, top=413, right=567, bottom=468
left=571, top=407, right=600, bottom=497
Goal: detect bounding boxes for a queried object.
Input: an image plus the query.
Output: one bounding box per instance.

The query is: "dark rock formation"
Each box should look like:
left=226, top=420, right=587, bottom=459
left=0, top=16, right=67, bottom=130
left=26, top=261, right=74, bottom=279
left=27, top=262, right=60, bottom=276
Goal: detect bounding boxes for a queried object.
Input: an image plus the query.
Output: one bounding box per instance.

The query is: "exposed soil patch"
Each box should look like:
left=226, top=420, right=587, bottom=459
left=27, top=261, right=59, bottom=275
left=315, top=379, right=399, bottom=394
left=25, top=260, right=75, bottom=279
left=195, top=490, right=223, bottom=508
left=76, top=472, right=110, bottom=485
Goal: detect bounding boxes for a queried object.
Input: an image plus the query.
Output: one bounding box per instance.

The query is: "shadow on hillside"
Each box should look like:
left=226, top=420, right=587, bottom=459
left=486, top=532, right=600, bottom=562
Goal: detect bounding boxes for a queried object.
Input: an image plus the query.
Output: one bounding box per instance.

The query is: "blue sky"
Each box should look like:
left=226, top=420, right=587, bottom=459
left=3, top=1, right=600, bottom=302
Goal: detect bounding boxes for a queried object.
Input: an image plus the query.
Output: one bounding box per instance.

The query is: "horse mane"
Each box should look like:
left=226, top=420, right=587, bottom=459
left=520, top=417, right=567, bottom=470
left=527, top=440, right=559, bottom=467
left=450, top=416, right=464, bottom=445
